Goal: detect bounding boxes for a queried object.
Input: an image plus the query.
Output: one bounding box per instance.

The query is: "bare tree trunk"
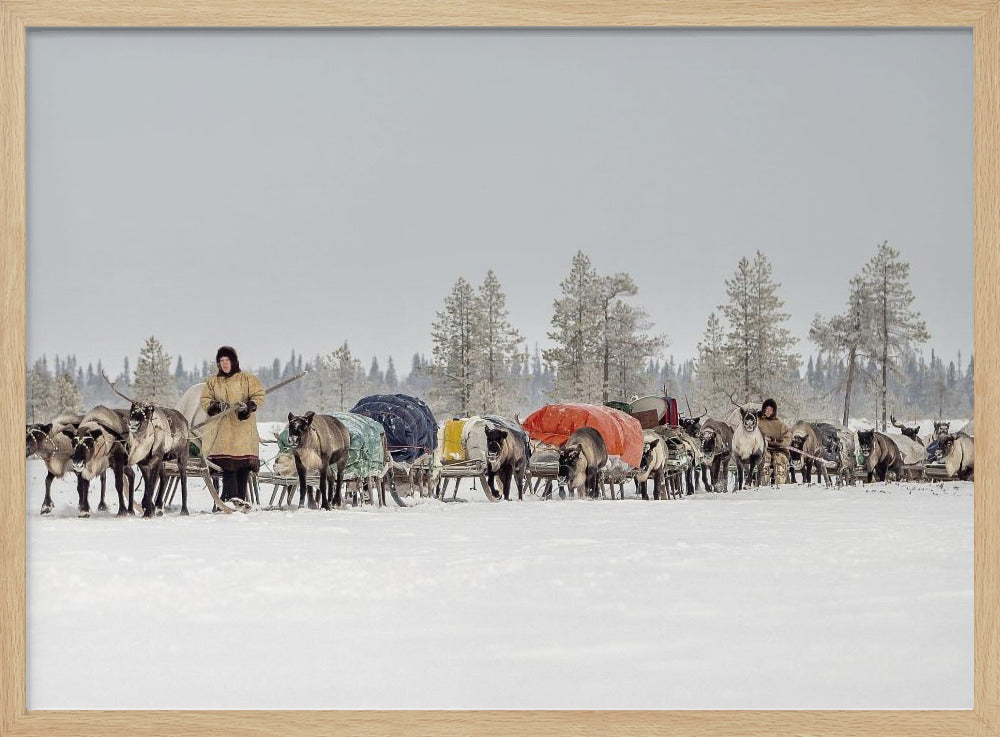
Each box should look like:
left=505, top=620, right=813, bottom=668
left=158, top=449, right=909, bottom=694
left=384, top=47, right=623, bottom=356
left=603, top=305, right=610, bottom=404
left=842, top=345, right=857, bottom=427
left=881, top=269, right=889, bottom=432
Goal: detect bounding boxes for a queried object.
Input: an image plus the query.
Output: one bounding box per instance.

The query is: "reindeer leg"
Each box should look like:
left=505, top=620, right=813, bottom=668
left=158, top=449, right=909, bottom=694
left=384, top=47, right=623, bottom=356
left=140, top=464, right=156, bottom=518
left=113, top=462, right=128, bottom=517
left=500, top=467, right=512, bottom=501
left=41, top=472, right=55, bottom=515
left=124, top=466, right=136, bottom=515
left=76, top=474, right=91, bottom=518
left=335, top=462, right=345, bottom=509
left=178, top=452, right=190, bottom=516
left=319, top=465, right=331, bottom=511
left=98, top=471, right=108, bottom=511
left=153, top=461, right=167, bottom=516
left=515, top=464, right=525, bottom=501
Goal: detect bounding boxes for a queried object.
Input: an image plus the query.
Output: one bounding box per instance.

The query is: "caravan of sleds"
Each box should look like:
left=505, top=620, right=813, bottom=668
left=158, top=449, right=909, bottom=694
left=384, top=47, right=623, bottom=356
left=26, top=372, right=975, bottom=518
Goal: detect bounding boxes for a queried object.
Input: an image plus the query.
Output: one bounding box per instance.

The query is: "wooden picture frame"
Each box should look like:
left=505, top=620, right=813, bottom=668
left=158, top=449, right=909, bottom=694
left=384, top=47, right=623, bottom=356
left=1, top=2, right=996, bottom=735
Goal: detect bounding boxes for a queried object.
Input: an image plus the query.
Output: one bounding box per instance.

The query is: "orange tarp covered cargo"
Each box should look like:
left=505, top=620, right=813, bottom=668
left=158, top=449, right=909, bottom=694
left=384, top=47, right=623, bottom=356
left=522, top=403, right=644, bottom=467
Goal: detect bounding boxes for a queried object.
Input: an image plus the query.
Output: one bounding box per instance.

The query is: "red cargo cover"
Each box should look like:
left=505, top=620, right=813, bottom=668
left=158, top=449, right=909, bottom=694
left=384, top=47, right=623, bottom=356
left=522, top=403, right=643, bottom=467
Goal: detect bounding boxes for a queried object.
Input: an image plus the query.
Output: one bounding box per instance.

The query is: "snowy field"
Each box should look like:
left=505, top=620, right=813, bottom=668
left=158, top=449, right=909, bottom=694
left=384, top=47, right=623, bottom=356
left=25, top=426, right=973, bottom=710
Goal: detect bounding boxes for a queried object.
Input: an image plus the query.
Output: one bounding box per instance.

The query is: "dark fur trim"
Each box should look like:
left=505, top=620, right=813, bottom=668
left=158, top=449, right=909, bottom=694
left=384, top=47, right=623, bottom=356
left=215, top=345, right=241, bottom=376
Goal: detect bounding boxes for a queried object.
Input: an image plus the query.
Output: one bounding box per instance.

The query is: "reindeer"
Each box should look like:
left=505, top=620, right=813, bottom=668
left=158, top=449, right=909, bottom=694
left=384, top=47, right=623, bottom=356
left=679, top=407, right=710, bottom=492
left=100, top=371, right=194, bottom=517
left=126, top=402, right=193, bottom=517
left=856, top=429, right=903, bottom=483
left=890, top=415, right=924, bottom=445
left=698, top=418, right=734, bottom=492
left=61, top=406, right=135, bottom=517
left=934, top=433, right=974, bottom=480
left=285, top=411, right=351, bottom=509
left=557, top=427, right=608, bottom=499
left=636, top=431, right=669, bottom=500
left=27, top=413, right=109, bottom=514
left=484, top=425, right=528, bottom=501
left=788, top=421, right=834, bottom=487
left=727, top=392, right=765, bottom=491
left=813, top=423, right=856, bottom=487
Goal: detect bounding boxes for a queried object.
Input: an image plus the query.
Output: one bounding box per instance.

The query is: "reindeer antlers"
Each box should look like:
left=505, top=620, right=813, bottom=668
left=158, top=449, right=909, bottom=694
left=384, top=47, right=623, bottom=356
left=101, top=369, right=138, bottom=405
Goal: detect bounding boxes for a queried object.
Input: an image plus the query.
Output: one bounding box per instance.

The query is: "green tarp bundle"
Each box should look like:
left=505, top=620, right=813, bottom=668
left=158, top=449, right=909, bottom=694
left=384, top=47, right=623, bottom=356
left=277, top=412, right=387, bottom=480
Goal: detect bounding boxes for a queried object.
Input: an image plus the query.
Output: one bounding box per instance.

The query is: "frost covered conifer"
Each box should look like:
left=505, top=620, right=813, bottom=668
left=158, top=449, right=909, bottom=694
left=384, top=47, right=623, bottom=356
left=54, top=372, right=83, bottom=415
left=26, top=357, right=57, bottom=422
left=694, top=312, right=730, bottom=411
left=324, top=342, right=365, bottom=411
left=719, top=252, right=799, bottom=402
left=606, top=299, right=665, bottom=402
left=857, top=241, right=929, bottom=431
left=430, top=277, right=480, bottom=416
left=810, top=274, right=871, bottom=425
left=469, top=270, right=523, bottom=415
left=544, top=251, right=602, bottom=402
left=133, top=336, right=178, bottom=404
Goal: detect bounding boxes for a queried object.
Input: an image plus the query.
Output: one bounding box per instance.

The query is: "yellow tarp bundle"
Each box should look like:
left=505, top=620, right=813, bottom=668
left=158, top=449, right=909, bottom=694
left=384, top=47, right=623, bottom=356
left=442, top=419, right=467, bottom=461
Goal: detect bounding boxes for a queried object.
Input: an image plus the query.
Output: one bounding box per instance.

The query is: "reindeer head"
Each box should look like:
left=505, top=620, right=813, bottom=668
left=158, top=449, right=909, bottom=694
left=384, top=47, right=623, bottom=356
left=891, top=415, right=921, bottom=442
left=933, top=421, right=951, bottom=441
left=857, top=429, right=876, bottom=459
left=679, top=416, right=702, bottom=438
left=788, top=430, right=808, bottom=469
left=935, top=433, right=957, bottom=461
left=485, top=428, right=508, bottom=468
left=63, top=427, right=105, bottom=472
left=557, top=443, right=585, bottom=482
left=128, top=402, right=155, bottom=433
left=286, top=411, right=316, bottom=448
left=26, top=423, right=53, bottom=458
left=728, top=390, right=758, bottom=433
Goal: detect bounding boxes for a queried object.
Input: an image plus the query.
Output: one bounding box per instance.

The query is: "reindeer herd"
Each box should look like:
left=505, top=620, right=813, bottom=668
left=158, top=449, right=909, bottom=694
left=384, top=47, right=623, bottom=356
left=26, top=387, right=975, bottom=519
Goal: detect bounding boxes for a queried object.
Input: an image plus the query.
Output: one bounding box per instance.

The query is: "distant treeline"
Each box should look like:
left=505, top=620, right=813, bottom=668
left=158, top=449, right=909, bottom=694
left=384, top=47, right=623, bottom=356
left=27, top=244, right=974, bottom=427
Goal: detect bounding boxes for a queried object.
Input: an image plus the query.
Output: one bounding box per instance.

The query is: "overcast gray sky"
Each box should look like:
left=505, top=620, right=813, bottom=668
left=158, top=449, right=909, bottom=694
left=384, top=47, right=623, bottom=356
left=26, top=29, right=973, bottom=375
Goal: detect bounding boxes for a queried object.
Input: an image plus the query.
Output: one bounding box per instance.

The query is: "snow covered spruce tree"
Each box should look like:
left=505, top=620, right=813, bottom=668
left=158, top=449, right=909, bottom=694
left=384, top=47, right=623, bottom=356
left=26, top=358, right=57, bottom=422
left=468, top=270, right=524, bottom=415
left=717, top=252, right=800, bottom=404
left=545, top=252, right=661, bottom=404
left=857, top=241, right=929, bottom=431
left=325, top=342, right=366, bottom=411
left=810, top=273, right=872, bottom=426
left=544, top=252, right=602, bottom=403
left=693, top=311, right=732, bottom=411
left=430, top=271, right=524, bottom=416
left=54, top=372, right=83, bottom=415
left=430, top=276, right=479, bottom=416
left=133, top=336, right=178, bottom=404
left=607, top=298, right=665, bottom=402
left=385, top=356, right=399, bottom=390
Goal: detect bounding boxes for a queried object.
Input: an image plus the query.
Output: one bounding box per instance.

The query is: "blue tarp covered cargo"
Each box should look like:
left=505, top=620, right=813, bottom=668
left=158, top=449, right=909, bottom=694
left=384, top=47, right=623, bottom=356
left=350, top=394, right=438, bottom=463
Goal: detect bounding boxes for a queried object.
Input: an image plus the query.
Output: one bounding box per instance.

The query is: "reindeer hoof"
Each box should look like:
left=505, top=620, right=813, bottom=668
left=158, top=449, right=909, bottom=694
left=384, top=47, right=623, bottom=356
left=78, top=510, right=90, bottom=518
left=97, top=502, right=108, bottom=512
left=40, top=504, right=53, bottom=515
left=179, top=508, right=190, bottom=517
left=117, top=508, right=129, bottom=517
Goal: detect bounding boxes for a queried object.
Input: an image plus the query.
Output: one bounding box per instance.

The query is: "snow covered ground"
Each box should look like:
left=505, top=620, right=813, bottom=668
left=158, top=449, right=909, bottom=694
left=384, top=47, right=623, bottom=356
left=25, top=428, right=973, bottom=710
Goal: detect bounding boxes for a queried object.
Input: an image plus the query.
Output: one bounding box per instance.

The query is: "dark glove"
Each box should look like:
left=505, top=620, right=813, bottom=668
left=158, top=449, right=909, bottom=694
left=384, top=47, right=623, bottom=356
left=236, top=400, right=256, bottom=421
left=207, top=400, right=230, bottom=416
